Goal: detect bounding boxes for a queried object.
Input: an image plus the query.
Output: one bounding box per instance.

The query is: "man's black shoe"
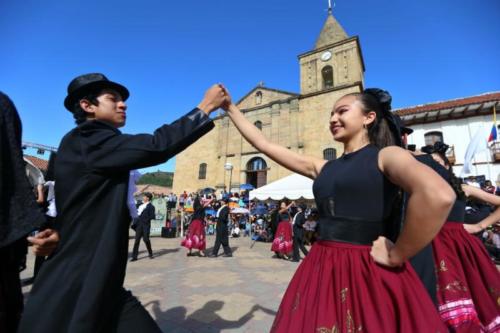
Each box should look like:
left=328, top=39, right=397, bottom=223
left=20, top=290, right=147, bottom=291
left=207, top=254, right=218, bottom=258
left=130, top=258, right=138, bottom=262
left=222, top=253, right=233, bottom=257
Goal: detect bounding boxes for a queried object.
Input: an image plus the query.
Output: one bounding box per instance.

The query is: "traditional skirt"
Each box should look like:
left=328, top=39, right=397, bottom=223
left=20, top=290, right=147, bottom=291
left=181, top=219, right=206, bottom=251
left=432, top=222, right=500, bottom=332
left=271, top=221, right=293, bottom=254
left=271, top=240, right=447, bottom=333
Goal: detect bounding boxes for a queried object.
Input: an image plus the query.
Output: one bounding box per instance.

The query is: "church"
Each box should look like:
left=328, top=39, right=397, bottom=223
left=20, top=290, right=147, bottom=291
left=172, top=10, right=500, bottom=194
left=172, top=10, right=365, bottom=194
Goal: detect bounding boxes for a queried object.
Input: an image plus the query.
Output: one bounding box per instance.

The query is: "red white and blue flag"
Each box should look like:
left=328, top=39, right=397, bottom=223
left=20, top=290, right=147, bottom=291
left=488, top=124, right=497, bottom=143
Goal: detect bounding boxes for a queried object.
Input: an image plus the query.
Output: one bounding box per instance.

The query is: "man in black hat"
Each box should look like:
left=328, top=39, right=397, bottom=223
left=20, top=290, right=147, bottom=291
left=291, top=204, right=308, bottom=262
left=131, top=192, right=155, bottom=261
left=19, top=73, right=228, bottom=333
left=394, top=115, right=439, bottom=305
left=209, top=197, right=232, bottom=257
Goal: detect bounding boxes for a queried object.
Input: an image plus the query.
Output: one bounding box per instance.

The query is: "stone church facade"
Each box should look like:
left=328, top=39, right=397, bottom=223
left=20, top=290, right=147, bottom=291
left=172, top=12, right=365, bottom=194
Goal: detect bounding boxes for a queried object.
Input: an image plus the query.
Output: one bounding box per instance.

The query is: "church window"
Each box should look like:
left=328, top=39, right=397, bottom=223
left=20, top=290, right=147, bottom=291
left=255, top=91, right=263, bottom=105
left=198, top=163, right=207, bottom=179
left=322, top=66, right=334, bottom=89
left=323, top=148, right=337, bottom=160
left=247, top=157, right=267, bottom=171
left=246, top=157, right=267, bottom=188
left=424, top=131, right=443, bottom=146
left=254, top=120, right=262, bottom=130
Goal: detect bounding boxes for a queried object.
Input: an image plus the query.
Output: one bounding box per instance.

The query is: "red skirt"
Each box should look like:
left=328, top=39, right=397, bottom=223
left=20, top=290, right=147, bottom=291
left=181, top=219, right=206, bottom=251
left=271, top=240, right=447, bottom=333
left=432, top=222, right=500, bottom=332
left=271, top=221, right=293, bottom=254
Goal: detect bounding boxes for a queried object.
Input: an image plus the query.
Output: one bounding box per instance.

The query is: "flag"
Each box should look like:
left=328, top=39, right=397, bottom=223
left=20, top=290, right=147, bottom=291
left=489, top=104, right=498, bottom=143
left=461, top=125, right=489, bottom=176
left=488, top=124, right=497, bottom=143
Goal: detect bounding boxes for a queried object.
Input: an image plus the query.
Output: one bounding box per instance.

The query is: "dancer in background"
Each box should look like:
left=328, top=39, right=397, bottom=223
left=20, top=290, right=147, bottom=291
left=131, top=192, right=155, bottom=261
left=421, top=142, right=500, bottom=332
left=223, top=87, right=454, bottom=332
left=271, top=200, right=294, bottom=259
left=396, top=118, right=440, bottom=304
left=209, top=197, right=233, bottom=257
left=182, top=194, right=212, bottom=257
left=291, top=204, right=309, bottom=262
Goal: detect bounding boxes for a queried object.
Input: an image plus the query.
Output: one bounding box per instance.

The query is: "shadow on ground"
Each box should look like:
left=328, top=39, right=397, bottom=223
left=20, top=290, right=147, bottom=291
left=128, top=248, right=180, bottom=261
left=144, top=299, right=276, bottom=333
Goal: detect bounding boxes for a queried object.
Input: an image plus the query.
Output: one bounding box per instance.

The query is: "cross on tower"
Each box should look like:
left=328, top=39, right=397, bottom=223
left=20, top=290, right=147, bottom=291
left=327, top=0, right=335, bottom=14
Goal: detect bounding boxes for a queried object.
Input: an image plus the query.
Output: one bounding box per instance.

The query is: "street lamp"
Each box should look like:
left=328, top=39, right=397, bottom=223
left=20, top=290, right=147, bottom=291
left=224, top=162, right=233, bottom=193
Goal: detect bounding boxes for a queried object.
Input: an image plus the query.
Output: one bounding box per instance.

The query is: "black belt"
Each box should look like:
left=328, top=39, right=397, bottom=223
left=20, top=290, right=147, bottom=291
left=317, top=216, right=387, bottom=245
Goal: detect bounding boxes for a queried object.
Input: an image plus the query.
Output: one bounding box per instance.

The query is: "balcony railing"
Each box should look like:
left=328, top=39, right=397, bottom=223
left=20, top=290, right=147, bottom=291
left=490, top=142, right=500, bottom=162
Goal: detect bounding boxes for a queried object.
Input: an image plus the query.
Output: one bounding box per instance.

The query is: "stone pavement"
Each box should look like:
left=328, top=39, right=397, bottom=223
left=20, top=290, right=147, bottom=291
left=21, top=234, right=302, bottom=333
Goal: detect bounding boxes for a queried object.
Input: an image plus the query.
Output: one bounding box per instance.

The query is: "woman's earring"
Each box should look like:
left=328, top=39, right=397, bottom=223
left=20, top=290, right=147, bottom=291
left=363, top=123, right=367, bottom=130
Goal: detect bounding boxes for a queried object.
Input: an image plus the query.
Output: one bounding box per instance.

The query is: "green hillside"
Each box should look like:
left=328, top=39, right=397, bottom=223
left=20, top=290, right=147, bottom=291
left=137, top=171, right=174, bottom=187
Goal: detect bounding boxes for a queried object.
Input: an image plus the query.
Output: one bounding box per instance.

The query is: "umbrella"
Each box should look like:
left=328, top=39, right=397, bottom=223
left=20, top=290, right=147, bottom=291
left=205, top=208, right=216, bottom=216
left=231, top=207, right=250, bottom=214
left=200, top=187, right=216, bottom=195
left=240, top=183, right=254, bottom=190
left=251, top=207, right=267, bottom=216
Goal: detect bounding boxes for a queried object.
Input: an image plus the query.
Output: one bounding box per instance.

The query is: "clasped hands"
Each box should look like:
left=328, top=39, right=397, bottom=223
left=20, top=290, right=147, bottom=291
left=197, top=84, right=234, bottom=115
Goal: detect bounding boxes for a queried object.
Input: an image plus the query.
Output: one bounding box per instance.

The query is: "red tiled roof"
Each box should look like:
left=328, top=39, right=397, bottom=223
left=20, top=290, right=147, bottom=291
left=395, top=92, right=500, bottom=116
left=24, top=155, right=48, bottom=171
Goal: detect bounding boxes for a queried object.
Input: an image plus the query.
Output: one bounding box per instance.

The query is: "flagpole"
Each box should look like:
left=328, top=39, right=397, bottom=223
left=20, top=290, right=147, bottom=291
left=494, top=103, right=497, bottom=130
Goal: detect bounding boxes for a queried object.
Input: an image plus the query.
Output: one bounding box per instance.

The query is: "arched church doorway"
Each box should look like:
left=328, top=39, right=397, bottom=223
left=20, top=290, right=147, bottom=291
left=246, top=157, right=267, bottom=189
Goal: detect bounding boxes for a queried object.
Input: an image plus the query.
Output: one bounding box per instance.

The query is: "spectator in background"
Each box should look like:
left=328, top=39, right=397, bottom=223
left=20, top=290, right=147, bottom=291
left=179, top=191, right=186, bottom=208
left=29, top=152, right=58, bottom=284
left=483, top=180, right=496, bottom=194
left=303, top=209, right=318, bottom=245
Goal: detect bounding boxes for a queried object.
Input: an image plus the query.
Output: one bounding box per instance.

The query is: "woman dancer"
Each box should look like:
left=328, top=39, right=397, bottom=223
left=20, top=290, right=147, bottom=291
left=181, top=195, right=212, bottom=257
left=271, top=200, right=294, bottom=259
left=421, top=142, right=500, bottom=332
left=222, top=88, right=455, bottom=332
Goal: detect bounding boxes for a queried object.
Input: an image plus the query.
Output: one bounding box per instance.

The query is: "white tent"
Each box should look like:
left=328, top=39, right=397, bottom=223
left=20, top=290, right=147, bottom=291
left=249, top=173, right=314, bottom=200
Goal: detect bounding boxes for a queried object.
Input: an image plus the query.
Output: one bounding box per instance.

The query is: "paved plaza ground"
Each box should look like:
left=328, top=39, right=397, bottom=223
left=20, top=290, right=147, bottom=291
left=21, top=234, right=301, bottom=333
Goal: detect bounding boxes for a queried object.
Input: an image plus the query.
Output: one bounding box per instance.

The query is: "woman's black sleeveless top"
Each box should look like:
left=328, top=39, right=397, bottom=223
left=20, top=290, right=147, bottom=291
left=312, top=145, right=399, bottom=245
left=278, top=212, right=290, bottom=222
left=191, top=198, right=205, bottom=221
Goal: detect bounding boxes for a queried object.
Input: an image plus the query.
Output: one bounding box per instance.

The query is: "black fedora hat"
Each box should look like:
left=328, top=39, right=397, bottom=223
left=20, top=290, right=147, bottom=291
left=64, top=73, right=129, bottom=111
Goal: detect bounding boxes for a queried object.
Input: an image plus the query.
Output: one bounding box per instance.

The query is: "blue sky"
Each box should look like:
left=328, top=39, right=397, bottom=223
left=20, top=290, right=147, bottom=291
left=1, top=0, right=499, bottom=172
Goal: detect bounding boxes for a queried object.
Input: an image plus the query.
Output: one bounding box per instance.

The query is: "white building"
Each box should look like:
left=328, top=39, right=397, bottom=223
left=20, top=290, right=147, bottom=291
left=395, top=92, right=500, bottom=182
